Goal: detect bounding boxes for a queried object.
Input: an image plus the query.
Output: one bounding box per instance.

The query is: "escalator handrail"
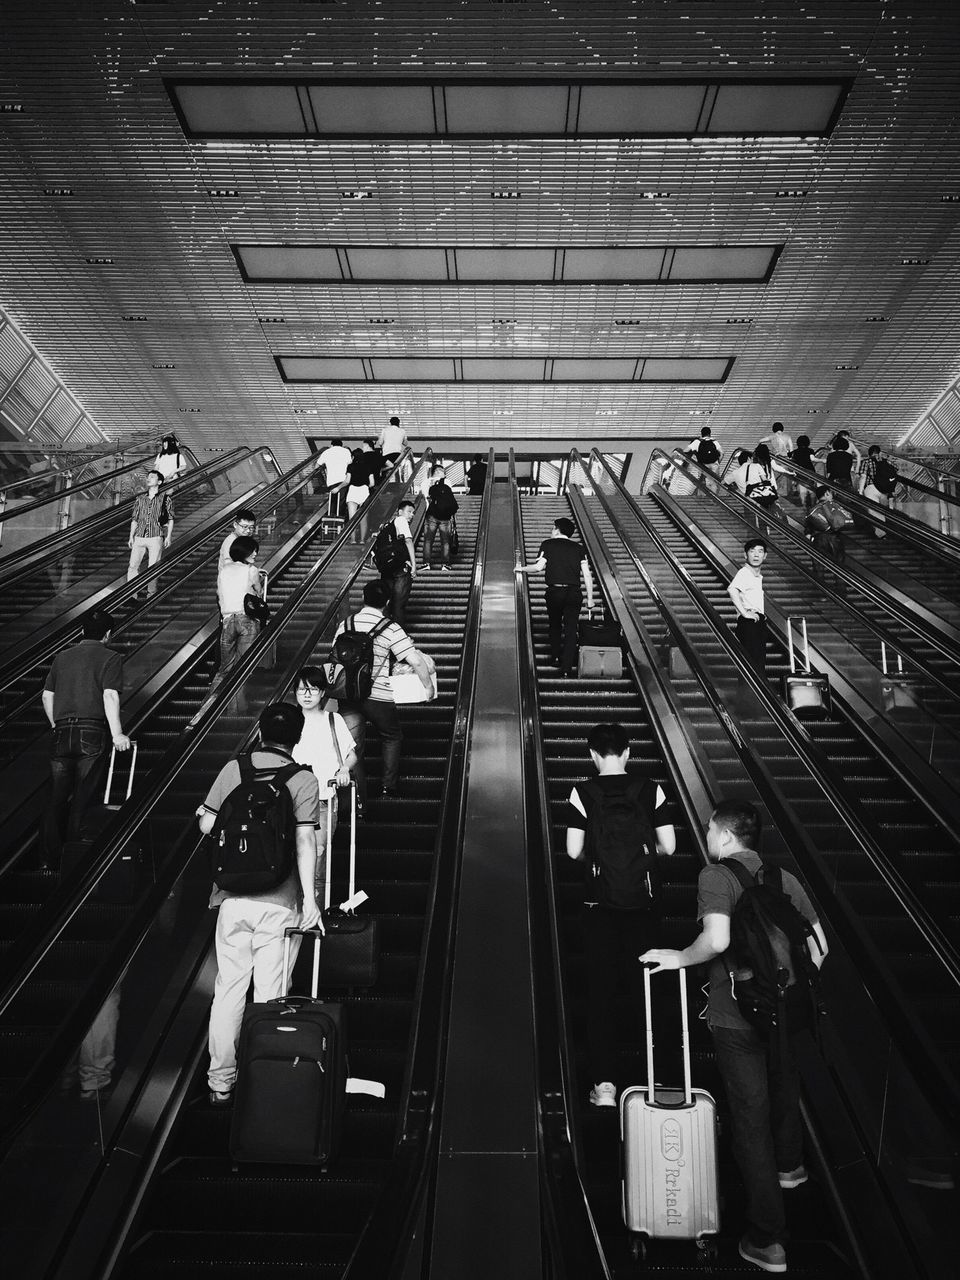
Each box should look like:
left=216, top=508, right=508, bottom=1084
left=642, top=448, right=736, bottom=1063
left=848, top=440, right=960, bottom=490
left=0, top=449, right=325, bottom=709
left=0, top=445, right=257, bottom=585
left=0, top=452, right=158, bottom=524
left=0, top=450, right=426, bottom=1138
left=578, top=448, right=960, bottom=1134
left=342, top=450, right=496, bottom=1280
left=509, top=465, right=618, bottom=1280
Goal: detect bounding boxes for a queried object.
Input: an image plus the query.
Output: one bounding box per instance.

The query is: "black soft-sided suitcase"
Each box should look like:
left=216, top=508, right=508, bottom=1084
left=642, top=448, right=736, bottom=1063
left=230, top=928, right=347, bottom=1165
left=578, top=608, right=622, bottom=650
left=319, top=783, right=379, bottom=988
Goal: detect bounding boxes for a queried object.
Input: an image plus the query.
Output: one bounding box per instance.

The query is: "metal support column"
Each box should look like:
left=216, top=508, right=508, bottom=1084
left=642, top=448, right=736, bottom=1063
left=428, top=478, right=541, bottom=1279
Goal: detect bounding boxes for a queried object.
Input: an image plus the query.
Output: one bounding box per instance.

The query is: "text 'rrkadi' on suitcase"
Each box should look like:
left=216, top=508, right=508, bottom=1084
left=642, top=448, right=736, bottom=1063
left=620, top=966, right=720, bottom=1263
left=781, top=616, right=831, bottom=719
left=229, top=928, right=347, bottom=1167
left=578, top=607, right=625, bottom=679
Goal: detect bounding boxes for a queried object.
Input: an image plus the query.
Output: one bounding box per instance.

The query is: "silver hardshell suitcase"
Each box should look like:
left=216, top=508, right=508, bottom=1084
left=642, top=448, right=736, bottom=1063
left=620, top=966, right=720, bottom=1261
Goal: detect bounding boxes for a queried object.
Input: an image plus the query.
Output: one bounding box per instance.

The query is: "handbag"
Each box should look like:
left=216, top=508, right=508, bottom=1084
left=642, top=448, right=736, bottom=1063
left=450, top=516, right=460, bottom=557
left=389, top=649, right=437, bottom=704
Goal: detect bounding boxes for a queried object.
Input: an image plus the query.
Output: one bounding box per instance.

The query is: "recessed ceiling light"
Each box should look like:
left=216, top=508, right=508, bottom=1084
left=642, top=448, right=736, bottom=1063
left=725, top=317, right=754, bottom=324
left=86, top=257, right=114, bottom=265
left=806, top=409, right=823, bottom=414
left=595, top=410, right=619, bottom=416
left=614, top=320, right=643, bottom=326
left=340, top=190, right=373, bottom=199
left=258, top=316, right=286, bottom=323
left=776, top=189, right=808, bottom=197
left=899, top=257, right=929, bottom=265
left=177, top=407, right=202, bottom=413
left=44, top=187, right=73, bottom=196
left=941, top=194, right=960, bottom=202
left=640, top=191, right=671, bottom=199
left=369, top=318, right=395, bottom=325
left=493, top=410, right=514, bottom=416
left=490, top=190, right=522, bottom=198
left=152, top=362, right=176, bottom=369
left=292, top=408, right=321, bottom=414
left=122, top=314, right=147, bottom=321
left=2, top=104, right=24, bottom=113
left=493, top=319, right=516, bottom=325
left=207, top=188, right=240, bottom=197
left=865, top=315, right=887, bottom=322
left=835, top=364, right=859, bottom=370
left=688, top=410, right=712, bottom=415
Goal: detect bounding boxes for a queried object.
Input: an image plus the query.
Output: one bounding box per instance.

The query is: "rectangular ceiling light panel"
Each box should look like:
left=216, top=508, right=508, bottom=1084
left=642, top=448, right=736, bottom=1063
left=279, top=356, right=732, bottom=384
left=168, top=79, right=848, bottom=138
left=235, top=243, right=781, bottom=284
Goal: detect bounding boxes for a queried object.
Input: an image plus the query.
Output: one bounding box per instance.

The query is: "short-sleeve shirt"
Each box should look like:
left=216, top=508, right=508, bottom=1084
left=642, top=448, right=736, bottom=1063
left=334, top=606, right=415, bottom=702
left=379, top=424, right=407, bottom=455
left=201, top=749, right=320, bottom=910
left=727, top=462, right=749, bottom=495
left=218, top=561, right=260, bottom=616
left=790, top=446, right=816, bottom=471
left=825, top=451, right=853, bottom=484
left=293, top=712, right=356, bottom=800
left=730, top=565, right=764, bottom=614
left=318, top=445, right=352, bottom=487
left=697, top=852, right=818, bottom=1030
left=44, top=639, right=123, bottom=722
left=764, top=433, right=793, bottom=457
left=567, top=773, right=674, bottom=907
left=153, top=452, right=186, bottom=481
left=538, top=537, right=587, bottom=586
left=131, top=491, right=172, bottom=539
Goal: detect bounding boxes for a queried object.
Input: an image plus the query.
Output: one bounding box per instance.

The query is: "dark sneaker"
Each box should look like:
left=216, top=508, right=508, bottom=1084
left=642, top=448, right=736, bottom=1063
left=208, top=1089, right=233, bottom=1107
left=738, top=1237, right=786, bottom=1273
left=778, top=1165, right=808, bottom=1189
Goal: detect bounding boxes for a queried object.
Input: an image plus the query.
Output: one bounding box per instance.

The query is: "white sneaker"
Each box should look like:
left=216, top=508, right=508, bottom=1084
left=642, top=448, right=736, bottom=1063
left=589, top=1081, right=617, bottom=1108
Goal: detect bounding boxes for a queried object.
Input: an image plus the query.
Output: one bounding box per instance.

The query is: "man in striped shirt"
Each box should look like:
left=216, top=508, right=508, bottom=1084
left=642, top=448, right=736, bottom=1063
left=333, top=580, right=432, bottom=806
left=127, top=469, right=174, bottom=597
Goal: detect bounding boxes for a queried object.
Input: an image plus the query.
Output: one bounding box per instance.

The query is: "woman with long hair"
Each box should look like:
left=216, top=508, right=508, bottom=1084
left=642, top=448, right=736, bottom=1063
left=153, top=434, right=188, bottom=482
left=743, top=443, right=780, bottom=511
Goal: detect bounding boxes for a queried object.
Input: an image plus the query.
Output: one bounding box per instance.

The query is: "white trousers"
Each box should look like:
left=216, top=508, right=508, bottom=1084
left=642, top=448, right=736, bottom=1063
left=863, top=483, right=888, bottom=535
left=207, top=897, right=300, bottom=1093
left=127, top=534, right=164, bottom=594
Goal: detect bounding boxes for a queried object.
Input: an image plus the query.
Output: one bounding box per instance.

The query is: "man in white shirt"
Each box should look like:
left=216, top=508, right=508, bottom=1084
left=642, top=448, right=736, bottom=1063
left=682, top=426, right=724, bottom=494
left=218, top=510, right=257, bottom=570
left=211, top=535, right=262, bottom=709
left=333, top=580, right=432, bottom=804
left=376, top=416, right=408, bottom=464
left=727, top=538, right=768, bottom=676
left=317, top=438, right=353, bottom=516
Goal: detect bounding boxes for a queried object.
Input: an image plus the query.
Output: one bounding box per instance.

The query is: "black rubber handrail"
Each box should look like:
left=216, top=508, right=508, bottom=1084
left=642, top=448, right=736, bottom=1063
left=579, top=448, right=960, bottom=1135
left=510, top=459, right=615, bottom=1280
left=0, top=450, right=424, bottom=1139
left=342, top=451, right=496, bottom=1280
left=0, top=452, right=155, bottom=523
left=0, top=445, right=258, bottom=585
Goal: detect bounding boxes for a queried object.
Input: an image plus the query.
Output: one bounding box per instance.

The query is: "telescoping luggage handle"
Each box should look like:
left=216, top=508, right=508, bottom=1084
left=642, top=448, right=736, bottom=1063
left=324, top=781, right=367, bottom=916
left=881, top=642, right=904, bottom=678
left=785, top=616, right=812, bottom=675
left=103, top=740, right=138, bottom=810
left=642, top=963, right=692, bottom=1108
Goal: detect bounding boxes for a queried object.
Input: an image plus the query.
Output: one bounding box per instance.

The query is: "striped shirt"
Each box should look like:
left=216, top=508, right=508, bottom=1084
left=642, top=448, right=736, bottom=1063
left=333, top=606, right=415, bottom=702
left=131, top=491, right=173, bottom=539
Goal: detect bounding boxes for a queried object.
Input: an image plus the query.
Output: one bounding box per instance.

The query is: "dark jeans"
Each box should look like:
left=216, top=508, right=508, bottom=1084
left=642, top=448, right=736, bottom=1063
left=340, top=698, right=403, bottom=801
left=581, top=905, right=661, bottom=1085
left=382, top=567, right=412, bottom=626
left=211, top=612, right=259, bottom=711
left=43, top=719, right=110, bottom=866
left=545, top=585, right=582, bottom=673
left=711, top=1023, right=803, bottom=1248
left=735, top=614, right=767, bottom=677
left=423, top=515, right=452, bottom=565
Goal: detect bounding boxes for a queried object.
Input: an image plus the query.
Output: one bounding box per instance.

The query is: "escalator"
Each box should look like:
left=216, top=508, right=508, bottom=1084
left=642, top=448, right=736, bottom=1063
left=104, top=498, right=480, bottom=1277
left=0, top=448, right=277, bottom=660
left=518, top=492, right=859, bottom=1277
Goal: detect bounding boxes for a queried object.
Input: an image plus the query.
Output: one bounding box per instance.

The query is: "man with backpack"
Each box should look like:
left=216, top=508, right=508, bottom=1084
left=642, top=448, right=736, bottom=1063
left=372, top=498, right=417, bottom=625
left=565, top=723, right=676, bottom=1111
left=642, top=800, right=828, bottom=1276
left=683, top=426, right=723, bottom=493
left=331, top=580, right=433, bottom=806
left=516, top=516, right=595, bottom=678
left=859, top=444, right=897, bottom=537
left=197, top=702, right=321, bottom=1106
left=422, top=464, right=459, bottom=571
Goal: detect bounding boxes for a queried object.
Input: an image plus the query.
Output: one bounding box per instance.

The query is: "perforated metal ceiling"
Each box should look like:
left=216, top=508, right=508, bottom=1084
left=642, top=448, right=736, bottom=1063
left=0, top=1, right=958, bottom=468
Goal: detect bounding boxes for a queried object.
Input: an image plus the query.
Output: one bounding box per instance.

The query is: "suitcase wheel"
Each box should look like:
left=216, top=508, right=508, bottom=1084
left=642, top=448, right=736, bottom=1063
left=629, top=1237, right=647, bottom=1264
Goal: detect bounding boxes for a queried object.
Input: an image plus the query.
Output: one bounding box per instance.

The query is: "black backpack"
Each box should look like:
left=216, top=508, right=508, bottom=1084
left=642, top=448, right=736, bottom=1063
left=371, top=520, right=408, bottom=575
left=874, top=457, right=899, bottom=495
left=696, top=438, right=721, bottom=466
left=427, top=480, right=459, bottom=520
left=329, top=616, right=392, bottom=702
left=724, top=860, right=823, bottom=1044
left=581, top=777, right=661, bottom=911
left=211, top=755, right=308, bottom=895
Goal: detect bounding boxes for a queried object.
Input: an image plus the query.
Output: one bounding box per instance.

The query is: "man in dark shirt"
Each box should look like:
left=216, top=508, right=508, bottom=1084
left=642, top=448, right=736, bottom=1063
left=516, top=516, right=595, bottom=677
left=466, top=455, right=488, bottom=495
left=40, top=609, right=131, bottom=869
left=824, top=440, right=854, bottom=490
left=565, top=722, right=675, bottom=1109
left=641, top=800, right=828, bottom=1276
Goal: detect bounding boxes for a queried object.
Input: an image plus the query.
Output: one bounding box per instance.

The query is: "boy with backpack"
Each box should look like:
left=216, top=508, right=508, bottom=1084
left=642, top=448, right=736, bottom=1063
left=641, top=800, right=828, bottom=1276
left=331, top=580, right=433, bottom=806
left=683, top=426, right=723, bottom=493
left=564, top=723, right=676, bottom=1111
left=371, top=498, right=417, bottom=625
left=197, top=702, right=321, bottom=1106
left=421, top=464, right=459, bottom=571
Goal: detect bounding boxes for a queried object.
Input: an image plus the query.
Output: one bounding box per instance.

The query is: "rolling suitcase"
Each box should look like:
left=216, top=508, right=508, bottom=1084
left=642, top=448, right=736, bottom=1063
left=781, top=616, right=831, bottom=718
left=61, top=741, right=147, bottom=904
left=318, top=782, right=379, bottom=988
left=880, top=642, right=920, bottom=716
left=621, top=967, right=720, bottom=1262
left=230, top=928, right=347, bottom=1166
left=578, top=608, right=624, bottom=678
